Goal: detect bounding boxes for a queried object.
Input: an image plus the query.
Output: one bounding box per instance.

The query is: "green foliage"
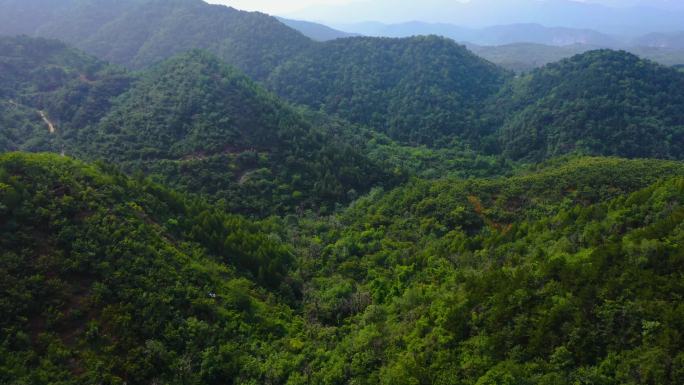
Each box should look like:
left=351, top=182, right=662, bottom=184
left=0, top=0, right=314, bottom=79
left=0, top=36, right=132, bottom=152
left=0, top=37, right=401, bottom=216
left=2, top=16, right=684, bottom=385
left=286, top=157, right=684, bottom=384
left=493, top=50, right=684, bottom=160
left=267, top=36, right=511, bottom=146
left=0, top=152, right=304, bottom=384
left=2, top=153, right=684, bottom=384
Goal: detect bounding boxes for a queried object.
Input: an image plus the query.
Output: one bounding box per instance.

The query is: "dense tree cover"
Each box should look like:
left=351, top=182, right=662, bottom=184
left=0, top=37, right=403, bottom=215
left=3, top=154, right=684, bottom=384
left=0, top=36, right=133, bottom=152
left=492, top=50, right=684, bottom=160
left=267, top=36, right=511, bottom=146
left=2, top=2, right=684, bottom=164
left=283, top=157, right=684, bottom=384
left=81, top=51, right=399, bottom=215
left=0, top=0, right=314, bottom=79
left=0, top=152, right=302, bottom=384
left=2, top=25, right=684, bottom=385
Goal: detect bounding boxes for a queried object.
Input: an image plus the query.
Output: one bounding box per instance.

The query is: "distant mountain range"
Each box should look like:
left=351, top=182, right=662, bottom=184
left=277, top=18, right=684, bottom=71
left=468, top=43, right=684, bottom=72
left=277, top=17, right=357, bottom=41
left=332, top=22, right=621, bottom=47
left=288, top=0, right=684, bottom=36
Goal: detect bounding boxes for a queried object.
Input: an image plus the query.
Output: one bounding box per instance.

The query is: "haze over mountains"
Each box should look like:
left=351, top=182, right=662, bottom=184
left=287, top=0, right=684, bottom=35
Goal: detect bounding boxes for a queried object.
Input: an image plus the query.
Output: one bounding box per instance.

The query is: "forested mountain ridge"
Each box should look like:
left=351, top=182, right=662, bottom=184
left=3, top=154, right=684, bottom=384
left=267, top=35, right=511, bottom=146
left=0, top=36, right=399, bottom=216
left=0, top=0, right=314, bottom=79
left=84, top=50, right=399, bottom=215
left=492, top=50, right=684, bottom=160
left=286, top=156, right=684, bottom=384
left=0, top=36, right=132, bottom=153
left=1, top=6, right=684, bottom=383
left=0, top=152, right=303, bottom=384
left=3, top=1, right=683, bottom=161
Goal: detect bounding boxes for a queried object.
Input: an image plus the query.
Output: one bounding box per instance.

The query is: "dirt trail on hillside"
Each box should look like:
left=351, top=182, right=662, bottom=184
left=38, top=110, right=56, bottom=134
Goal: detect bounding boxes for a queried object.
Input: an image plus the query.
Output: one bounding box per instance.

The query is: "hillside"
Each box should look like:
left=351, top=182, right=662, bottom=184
left=0, top=0, right=314, bottom=79
left=0, top=36, right=398, bottom=216
left=267, top=35, right=511, bottom=146
left=0, top=36, right=132, bottom=153
left=82, top=50, right=398, bottom=215
left=277, top=17, right=357, bottom=41
left=493, top=50, right=684, bottom=160
left=0, top=152, right=301, bottom=384
left=469, top=42, right=684, bottom=73
left=288, top=156, right=684, bottom=383
left=4, top=154, right=684, bottom=384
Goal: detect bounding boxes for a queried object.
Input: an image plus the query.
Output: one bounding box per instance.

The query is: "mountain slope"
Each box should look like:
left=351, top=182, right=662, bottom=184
left=336, top=21, right=618, bottom=47
left=0, top=152, right=303, bottom=384
left=285, top=157, right=684, bottom=384
left=0, top=36, right=132, bottom=153
left=0, top=0, right=314, bottom=79
left=277, top=17, right=357, bottom=41
left=267, top=35, right=511, bottom=146
left=87, top=51, right=397, bottom=215
left=469, top=42, right=684, bottom=73
left=494, top=50, right=684, bottom=160
left=0, top=36, right=398, bottom=215
left=4, top=153, right=684, bottom=384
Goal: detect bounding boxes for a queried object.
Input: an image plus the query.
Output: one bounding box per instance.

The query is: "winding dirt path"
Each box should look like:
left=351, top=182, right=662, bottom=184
left=38, top=110, right=56, bottom=134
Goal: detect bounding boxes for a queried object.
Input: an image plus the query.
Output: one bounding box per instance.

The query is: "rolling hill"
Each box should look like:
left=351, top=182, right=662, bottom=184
left=267, top=35, right=511, bottom=146
left=4, top=153, right=684, bottom=384
left=493, top=50, right=684, bottom=160
left=0, top=0, right=314, bottom=79
left=0, top=36, right=398, bottom=216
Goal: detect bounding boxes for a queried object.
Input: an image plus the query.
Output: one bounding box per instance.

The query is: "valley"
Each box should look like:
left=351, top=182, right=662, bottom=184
left=0, top=1, right=683, bottom=384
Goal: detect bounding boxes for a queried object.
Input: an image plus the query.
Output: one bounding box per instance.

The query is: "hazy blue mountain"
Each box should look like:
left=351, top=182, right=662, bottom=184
left=277, top=17, right=357, bottom=41
left=290, top=0, right=684, bottom=35
left=334, top=22, right=620, bottom=46
left=469, top=42, right=684, bottom=72
left=634, top=32, right=684, bottom=49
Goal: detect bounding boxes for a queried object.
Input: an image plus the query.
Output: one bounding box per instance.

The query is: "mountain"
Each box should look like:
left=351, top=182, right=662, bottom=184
left=0, top=0, right=314, bottom=79
left=0, top=36, right=133, bottom=153
left=634, top=32, right=684, bottom=49
left=469, top=43, right=684, bottom=72
left=289, top=0, right=684, bottom=35
left=301, top=156, right=684, bottom=383
left=4, top=152, right=684, bottom=384
left=277, top=17, right=357, bottom=41
left=267, top=35, right=511, bottom=146
left=0, top=152, right=301, bottom=384
left=493, top=50, right=684, bottom=160
left=84, top=50, right=398, bottom=215
left=316, top=20, right=684, bottom=72
left=0, top=36, right=398, bottom=216
left=468, top=43, right=599, bottom=72
left=335, top=22, right=620, bottom=47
